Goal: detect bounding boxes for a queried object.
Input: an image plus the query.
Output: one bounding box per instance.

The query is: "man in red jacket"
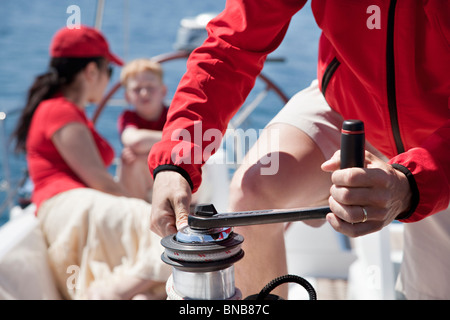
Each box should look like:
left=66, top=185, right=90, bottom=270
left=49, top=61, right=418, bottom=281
left=149, top=0, right=449, bottom=299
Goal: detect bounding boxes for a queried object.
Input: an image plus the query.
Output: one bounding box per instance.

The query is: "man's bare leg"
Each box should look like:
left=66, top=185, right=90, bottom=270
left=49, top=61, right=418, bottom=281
left=229, top=123, right=332, bottom=299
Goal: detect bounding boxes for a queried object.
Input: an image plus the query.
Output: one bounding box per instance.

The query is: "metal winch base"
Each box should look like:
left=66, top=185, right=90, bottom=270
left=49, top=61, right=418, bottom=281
left=168, top=266, right=239, bottom=300
left=161, top=227, right=244, bottom=300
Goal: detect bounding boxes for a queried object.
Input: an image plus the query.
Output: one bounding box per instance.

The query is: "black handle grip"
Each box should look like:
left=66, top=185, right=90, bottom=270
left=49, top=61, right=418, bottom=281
left=340, top=119, right=365, bottom=169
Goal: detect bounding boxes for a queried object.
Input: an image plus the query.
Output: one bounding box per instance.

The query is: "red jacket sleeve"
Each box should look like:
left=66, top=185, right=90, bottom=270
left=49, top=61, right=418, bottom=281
left=148, top=0, right=305, bottom=191
left=389, top=118, right=450, bottom=222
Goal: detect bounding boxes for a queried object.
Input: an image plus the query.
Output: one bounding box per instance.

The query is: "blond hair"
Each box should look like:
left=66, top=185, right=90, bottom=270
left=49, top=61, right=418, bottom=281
left=120, top=58, right=164, bottom=86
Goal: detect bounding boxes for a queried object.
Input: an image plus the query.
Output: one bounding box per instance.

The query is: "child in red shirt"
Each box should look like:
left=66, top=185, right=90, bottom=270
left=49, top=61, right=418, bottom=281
left=117, top=59, right=168, bottom=202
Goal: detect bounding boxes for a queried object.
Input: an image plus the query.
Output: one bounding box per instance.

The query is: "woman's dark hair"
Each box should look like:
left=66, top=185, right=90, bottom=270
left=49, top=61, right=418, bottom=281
left=12, top=56, right=107, bottom=153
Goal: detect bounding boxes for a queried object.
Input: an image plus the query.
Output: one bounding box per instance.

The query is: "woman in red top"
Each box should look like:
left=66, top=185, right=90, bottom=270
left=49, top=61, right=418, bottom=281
left=13, top=26, right=170, bottom=300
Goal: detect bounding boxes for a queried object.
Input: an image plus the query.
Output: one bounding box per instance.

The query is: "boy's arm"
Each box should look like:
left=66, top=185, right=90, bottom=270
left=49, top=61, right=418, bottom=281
left=121, top=127, right=163, bottom=155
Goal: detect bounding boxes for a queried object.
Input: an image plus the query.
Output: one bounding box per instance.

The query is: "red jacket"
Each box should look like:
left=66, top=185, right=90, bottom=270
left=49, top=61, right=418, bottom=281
left=149, top=0, right=450, bottom=223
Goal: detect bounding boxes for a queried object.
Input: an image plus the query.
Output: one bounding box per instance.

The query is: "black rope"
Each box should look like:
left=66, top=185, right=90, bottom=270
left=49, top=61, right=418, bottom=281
left=256, top=274, right=317, bottom=300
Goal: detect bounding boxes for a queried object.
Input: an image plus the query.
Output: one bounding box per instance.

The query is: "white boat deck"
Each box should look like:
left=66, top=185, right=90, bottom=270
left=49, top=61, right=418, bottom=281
left=285, top=221, right=404, bottom=300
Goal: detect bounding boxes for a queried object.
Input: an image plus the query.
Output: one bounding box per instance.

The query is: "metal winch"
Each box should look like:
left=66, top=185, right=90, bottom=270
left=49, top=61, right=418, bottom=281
left=161, top=120, right=365, bottom=300
left=160, top=204, right=243, bottom=300
left=160, top=203, right=327, bottom=300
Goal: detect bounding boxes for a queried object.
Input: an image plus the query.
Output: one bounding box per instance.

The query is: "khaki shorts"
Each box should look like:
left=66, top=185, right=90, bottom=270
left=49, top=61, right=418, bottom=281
left=38, top=188, right=171, bottom=299
left=267, top=79, right=385, bottom=161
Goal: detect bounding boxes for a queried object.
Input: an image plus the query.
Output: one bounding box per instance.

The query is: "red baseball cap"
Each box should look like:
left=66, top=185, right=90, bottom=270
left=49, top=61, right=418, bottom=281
left=50, top=25, right=123, bottom=66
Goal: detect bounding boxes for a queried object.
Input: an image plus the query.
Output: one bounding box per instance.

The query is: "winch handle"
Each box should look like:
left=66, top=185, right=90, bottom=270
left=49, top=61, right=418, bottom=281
left=188, top=120, right=365, bottom=229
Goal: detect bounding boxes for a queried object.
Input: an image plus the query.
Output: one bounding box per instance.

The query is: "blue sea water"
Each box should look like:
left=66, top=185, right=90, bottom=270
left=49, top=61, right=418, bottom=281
left=0, top=0, right=321, bottom=225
